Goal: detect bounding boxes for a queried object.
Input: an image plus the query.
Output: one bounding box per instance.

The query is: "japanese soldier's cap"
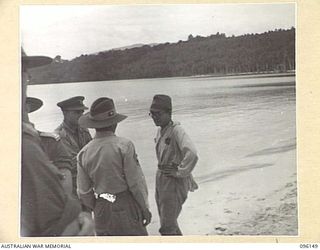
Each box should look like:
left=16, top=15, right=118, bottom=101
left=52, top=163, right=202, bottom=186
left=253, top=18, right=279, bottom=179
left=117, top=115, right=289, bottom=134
left=79, top=97, right=127, bottom=129
left=150, top=94, right=172, bottom=112
left=57, top=96, right=88, bottom=111
left=26, top=97, right=43, bottom=113
left=21, top=48, right=52, bottom=69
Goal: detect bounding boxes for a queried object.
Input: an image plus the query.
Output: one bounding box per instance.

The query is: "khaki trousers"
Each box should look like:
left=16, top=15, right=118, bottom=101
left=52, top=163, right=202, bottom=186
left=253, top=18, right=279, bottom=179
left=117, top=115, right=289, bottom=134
left=155, top=171, right=188, bottom=235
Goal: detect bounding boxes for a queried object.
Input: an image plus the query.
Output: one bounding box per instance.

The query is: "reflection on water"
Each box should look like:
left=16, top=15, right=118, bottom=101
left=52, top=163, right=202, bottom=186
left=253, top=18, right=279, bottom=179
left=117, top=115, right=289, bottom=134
left=27, top=75, right=296, bottom=181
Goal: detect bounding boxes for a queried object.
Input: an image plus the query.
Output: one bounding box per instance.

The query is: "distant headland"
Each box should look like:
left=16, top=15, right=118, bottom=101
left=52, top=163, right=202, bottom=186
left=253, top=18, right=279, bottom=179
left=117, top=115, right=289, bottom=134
left=29, top=28, right=295, bottom=85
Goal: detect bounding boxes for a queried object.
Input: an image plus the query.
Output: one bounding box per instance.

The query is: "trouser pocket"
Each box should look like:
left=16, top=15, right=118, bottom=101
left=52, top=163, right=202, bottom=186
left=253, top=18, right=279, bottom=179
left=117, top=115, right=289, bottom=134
left=94, top=196, right=148, bottom=236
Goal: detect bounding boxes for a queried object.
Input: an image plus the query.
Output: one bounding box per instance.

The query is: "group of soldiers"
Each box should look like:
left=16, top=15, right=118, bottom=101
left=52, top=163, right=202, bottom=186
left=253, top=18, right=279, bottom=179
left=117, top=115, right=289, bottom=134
left=21, top=49, right=199, bottom=237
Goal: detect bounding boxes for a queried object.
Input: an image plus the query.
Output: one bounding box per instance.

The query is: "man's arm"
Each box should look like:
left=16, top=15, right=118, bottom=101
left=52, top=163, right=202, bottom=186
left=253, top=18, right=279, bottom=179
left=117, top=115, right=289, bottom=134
left=123, top=141, right=151, bottom=225
left=163, top=126, right=198, bottom=178
left=40, top=136, right=74, bottom=195
left=76, top=150, right=96, bottom=210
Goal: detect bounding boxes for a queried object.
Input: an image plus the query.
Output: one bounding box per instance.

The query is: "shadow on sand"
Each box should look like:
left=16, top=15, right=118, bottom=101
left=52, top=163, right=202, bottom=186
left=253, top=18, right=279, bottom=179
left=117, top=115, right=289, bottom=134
left=195, top=140, right=296, bottom=185
left=246, top=143, right=296, bottom=157
left=196, top=163, right=273, bottom=184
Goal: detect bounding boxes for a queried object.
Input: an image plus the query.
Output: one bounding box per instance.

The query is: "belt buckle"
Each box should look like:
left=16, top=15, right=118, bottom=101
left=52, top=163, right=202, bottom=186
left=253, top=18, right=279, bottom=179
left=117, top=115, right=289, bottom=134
left=100, top=193, right=116, bottom=203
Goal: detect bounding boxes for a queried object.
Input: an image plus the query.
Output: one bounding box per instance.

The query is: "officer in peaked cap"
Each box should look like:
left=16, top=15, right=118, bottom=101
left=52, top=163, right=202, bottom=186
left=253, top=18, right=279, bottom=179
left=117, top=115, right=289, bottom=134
left=55, top=96, right=92, bottom=196
left=26, top=97, right=73, bottom=195
left=57, top=96, right=88, bottom=111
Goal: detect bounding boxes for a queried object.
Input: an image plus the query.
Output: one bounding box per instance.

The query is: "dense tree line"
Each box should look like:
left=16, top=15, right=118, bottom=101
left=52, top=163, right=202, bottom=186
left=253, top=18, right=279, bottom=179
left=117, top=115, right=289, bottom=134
left=29, top=28, right=295, bottom=84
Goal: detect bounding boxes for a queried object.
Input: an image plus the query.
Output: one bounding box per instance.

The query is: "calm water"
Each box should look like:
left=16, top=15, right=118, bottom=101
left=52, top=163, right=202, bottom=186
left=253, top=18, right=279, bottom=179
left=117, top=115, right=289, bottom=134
left=28, top=75, right=296, bottom=183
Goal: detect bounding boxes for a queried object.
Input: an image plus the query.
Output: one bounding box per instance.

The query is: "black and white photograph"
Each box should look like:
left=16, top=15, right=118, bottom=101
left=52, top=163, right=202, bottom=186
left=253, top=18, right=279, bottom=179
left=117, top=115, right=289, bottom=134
left=20, top=3, right=297, bottom=237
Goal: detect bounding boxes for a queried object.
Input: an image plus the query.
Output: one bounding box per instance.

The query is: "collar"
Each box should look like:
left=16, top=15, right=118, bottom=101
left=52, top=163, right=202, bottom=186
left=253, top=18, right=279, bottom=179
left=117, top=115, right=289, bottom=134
left=22, top=122, right=41, bottom=142
left=62, top=121, right=78, bottom=134
left=160, top=120, right=173, bottom=136
left=95, top=130, right=115, bottom=139
left=22, top=121, right=36, bottom=134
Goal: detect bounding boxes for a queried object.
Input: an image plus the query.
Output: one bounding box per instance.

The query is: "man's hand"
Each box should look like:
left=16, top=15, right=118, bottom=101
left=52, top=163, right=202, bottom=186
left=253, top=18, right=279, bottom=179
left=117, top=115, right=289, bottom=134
left=160, top=163, right=179, bottom=177
left=142, top=209, right=152, bottom=226
left=162, top=169, right=178, bottom=177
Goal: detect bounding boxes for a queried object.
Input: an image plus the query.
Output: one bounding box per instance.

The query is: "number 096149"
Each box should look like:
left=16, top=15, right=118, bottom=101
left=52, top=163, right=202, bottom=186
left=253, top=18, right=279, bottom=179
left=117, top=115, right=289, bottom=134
left=300, top=244, right=318, bottom=248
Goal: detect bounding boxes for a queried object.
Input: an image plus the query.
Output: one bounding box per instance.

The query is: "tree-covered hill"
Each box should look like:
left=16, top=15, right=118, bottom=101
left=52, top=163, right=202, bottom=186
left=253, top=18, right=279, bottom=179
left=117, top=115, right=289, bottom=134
left=29, top=28, right=295, bottom=84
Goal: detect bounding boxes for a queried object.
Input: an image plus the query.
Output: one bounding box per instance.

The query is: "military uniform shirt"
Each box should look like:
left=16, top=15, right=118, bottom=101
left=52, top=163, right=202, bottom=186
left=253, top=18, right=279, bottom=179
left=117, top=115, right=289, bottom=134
left=155, top=121, right=198, bottom=190
left=77, top=131, right=149, bottom=210
left=55, top=122, right=92, bottom=174
left=21, top=122, right=81, bottom=237
left=39, top=131, right=73, bottom=171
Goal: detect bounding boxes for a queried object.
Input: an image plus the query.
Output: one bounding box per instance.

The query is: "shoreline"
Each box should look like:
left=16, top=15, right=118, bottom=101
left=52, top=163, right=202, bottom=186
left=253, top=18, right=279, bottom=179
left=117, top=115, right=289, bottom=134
left=191, top=71, right=295, bottom=80
left=29, top=71, right=296, bottom=86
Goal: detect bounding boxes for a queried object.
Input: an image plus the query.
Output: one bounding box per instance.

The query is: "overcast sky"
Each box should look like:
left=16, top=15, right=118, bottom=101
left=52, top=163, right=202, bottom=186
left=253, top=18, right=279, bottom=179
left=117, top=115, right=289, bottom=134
left=20, top=4, right=295, bottom=60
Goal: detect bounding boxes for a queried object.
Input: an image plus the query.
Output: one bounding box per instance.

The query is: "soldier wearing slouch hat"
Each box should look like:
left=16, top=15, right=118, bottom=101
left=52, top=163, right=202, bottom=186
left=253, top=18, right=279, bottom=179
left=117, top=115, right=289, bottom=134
left=77, top=97, right=152, bottom=236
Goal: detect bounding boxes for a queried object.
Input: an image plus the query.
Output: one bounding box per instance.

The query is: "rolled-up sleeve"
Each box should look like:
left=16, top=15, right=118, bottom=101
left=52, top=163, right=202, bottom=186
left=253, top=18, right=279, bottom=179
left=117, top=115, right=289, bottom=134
left=174, top=126, right=198, bottom=178
left=123, top=141, right=149, bottom=210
